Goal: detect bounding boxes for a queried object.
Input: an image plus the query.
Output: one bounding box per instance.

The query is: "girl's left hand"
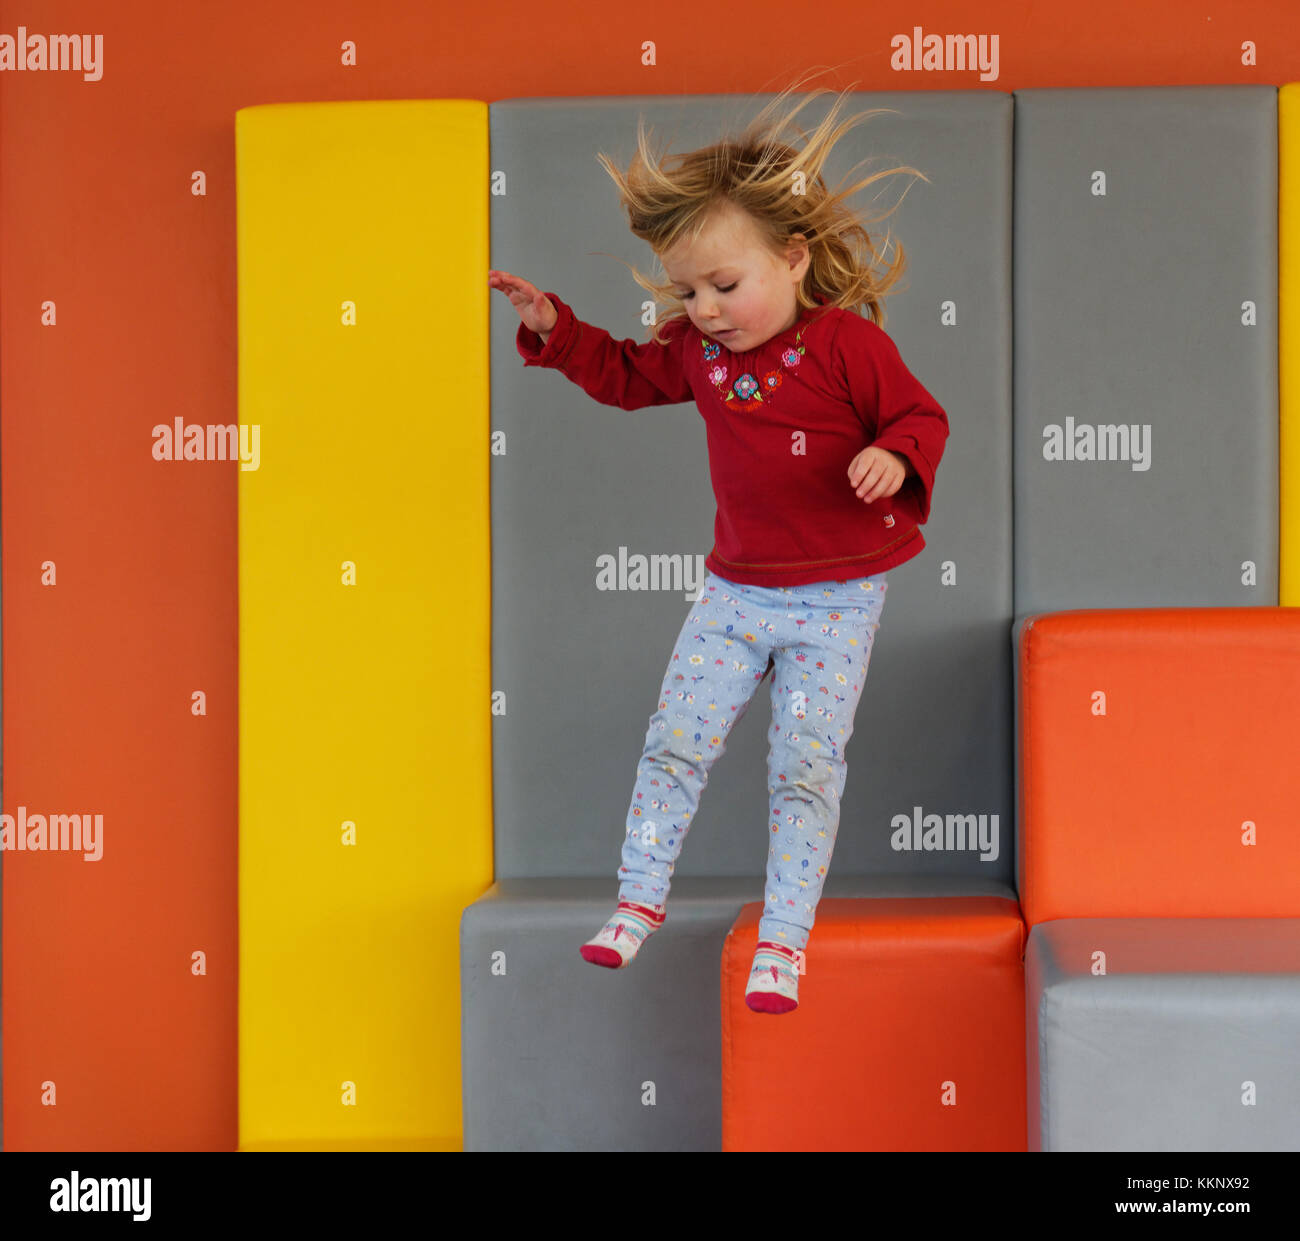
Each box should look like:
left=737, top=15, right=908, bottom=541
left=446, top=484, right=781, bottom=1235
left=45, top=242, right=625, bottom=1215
left=848, top=445, right=908, bottom=503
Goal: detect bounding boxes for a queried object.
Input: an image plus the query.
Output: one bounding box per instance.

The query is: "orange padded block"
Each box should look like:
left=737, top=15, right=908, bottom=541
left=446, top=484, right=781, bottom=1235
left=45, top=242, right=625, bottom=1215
left=721, top=898, right=1026, bottom=1151
left=1018, top=609, right=1300, bottom=930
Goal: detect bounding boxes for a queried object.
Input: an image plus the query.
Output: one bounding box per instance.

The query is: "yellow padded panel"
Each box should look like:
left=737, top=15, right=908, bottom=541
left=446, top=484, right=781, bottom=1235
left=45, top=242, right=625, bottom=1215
left=235, top=100, right=490, bottom=1151
left=1283, top=84, right=1300, bottom=603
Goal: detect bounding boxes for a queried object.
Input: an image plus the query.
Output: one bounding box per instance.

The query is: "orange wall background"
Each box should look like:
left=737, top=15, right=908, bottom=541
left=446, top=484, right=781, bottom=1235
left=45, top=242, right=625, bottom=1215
left=3, top=0, right=1299, bottom=1150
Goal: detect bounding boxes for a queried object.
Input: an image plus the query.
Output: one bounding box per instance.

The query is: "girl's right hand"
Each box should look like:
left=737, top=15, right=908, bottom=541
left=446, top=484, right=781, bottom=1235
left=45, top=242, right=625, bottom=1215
left=487, top=269, right=559, bottom=336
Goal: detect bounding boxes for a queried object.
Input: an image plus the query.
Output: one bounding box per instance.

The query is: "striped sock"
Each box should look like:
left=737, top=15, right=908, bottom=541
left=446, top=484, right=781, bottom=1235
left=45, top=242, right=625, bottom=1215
left=580, top=901, right=667, bottom=969
left=746, top=940, right=802, bottom=1013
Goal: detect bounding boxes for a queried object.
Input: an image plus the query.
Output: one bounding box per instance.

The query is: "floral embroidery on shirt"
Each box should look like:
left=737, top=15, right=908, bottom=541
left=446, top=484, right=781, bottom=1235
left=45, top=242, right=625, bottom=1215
left=702, top=326, right=808, bottom=412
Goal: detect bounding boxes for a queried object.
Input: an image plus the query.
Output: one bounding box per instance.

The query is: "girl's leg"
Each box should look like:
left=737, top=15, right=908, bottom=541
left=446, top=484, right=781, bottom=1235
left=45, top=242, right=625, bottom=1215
left=615, top=573, right=781, bottom=907
left=756, top=573, right=888, bottom=952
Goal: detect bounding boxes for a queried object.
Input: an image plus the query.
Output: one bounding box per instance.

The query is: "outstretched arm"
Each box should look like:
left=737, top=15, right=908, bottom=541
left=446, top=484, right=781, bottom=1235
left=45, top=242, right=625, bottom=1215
left=491, top=272, right=693, bottom=411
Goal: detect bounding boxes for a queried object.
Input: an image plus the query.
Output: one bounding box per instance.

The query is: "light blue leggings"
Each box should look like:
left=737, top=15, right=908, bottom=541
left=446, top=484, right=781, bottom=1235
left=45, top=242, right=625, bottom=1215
left=616, top=569, right=888, bottom=952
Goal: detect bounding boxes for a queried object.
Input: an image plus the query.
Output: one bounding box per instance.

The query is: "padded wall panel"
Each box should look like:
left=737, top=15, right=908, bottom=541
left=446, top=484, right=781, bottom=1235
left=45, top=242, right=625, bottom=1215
left=1017, top=608, right=1300, bottom=929
left=236, top=100, right=490, bottom=1150
left=1012, top=86, right=1278, bottom=622
left=489, top=91, right=1013, bottom=883
left=1282, top=83, right=1300, bottom=603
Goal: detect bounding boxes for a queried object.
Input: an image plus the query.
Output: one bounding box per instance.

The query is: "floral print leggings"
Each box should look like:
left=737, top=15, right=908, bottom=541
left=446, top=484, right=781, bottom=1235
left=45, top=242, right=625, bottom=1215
left=616, top=569, right=888, bottom=952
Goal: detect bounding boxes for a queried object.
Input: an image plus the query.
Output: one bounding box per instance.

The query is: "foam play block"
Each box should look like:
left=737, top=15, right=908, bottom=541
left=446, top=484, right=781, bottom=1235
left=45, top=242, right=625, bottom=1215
left=1028, top=917, right=1300, bottom=1150
left=461, top=876, right=756, bottom=1151
left=235, top=99, right=490, bottom=1150
left=1016, top=608, right=1300, bottom=930
left=721, top=894, right=1026, bottom=1151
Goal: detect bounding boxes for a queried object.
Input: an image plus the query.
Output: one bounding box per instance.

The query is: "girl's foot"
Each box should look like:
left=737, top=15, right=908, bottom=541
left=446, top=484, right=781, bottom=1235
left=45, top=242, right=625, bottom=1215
left=746, top=940, right=801, bottom=1013
left=580, top=901, right=666, bottom=968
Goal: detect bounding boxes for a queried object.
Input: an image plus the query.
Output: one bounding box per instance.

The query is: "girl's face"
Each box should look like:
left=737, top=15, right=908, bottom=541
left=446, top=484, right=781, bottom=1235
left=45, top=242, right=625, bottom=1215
left=659, top=203, right=810, bottom=352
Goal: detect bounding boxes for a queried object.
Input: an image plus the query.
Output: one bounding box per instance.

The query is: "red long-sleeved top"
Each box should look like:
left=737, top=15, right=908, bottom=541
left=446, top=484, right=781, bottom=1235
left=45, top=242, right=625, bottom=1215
left=516, top=290, right=949, bottom=587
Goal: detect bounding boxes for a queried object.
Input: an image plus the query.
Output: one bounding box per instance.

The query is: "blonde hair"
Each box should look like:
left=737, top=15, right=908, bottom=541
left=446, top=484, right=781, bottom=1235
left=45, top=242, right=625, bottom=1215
left=594, top=70, right=930, bottom=345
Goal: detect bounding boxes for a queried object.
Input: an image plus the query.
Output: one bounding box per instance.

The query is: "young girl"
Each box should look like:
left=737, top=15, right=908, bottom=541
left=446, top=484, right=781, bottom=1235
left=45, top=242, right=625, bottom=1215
left=488, top=81, right=948, bottom=1015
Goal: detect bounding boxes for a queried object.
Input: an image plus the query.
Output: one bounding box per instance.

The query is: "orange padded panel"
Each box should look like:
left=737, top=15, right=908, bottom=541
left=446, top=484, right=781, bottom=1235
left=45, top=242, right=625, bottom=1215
left=721, top=898, right=1026, bottom=1151
left=1018, top=609, right=1300, bottom=930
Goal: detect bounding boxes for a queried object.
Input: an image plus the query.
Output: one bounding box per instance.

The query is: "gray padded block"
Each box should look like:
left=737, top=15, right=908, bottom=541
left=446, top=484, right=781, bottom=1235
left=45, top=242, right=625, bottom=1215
left=1013, top=86, right=1278, bottom=617
left=490, top=91, right=1014, bottom=884
left=1028, top=918, right=1300, bottom=1151
left=462, top=874, right=1017, bottom=1151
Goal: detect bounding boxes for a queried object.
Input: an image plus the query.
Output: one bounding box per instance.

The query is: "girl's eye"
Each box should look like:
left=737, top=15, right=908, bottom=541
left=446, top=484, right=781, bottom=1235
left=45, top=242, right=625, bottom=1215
left=679, top=283, right=737, bottom=300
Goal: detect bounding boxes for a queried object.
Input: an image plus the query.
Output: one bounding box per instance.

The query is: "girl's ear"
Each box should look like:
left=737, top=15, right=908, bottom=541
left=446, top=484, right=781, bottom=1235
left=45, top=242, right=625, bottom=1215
left=786, top=236, right=812, bottom=276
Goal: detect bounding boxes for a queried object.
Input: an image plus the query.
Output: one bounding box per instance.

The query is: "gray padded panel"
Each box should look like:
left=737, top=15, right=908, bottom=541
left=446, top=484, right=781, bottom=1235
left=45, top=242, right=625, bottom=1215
left=1027, top=918, right=1300, bottom=1151
left=1013, top=86, right=1278, bottom=617
left=490, top=91, right=1013, bottom=884
left=462, top=875, right=1017, bottom=1151
left=1, top=472, right=3, bottom=1149
left=1010, top=610, right=1041, bottom=900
